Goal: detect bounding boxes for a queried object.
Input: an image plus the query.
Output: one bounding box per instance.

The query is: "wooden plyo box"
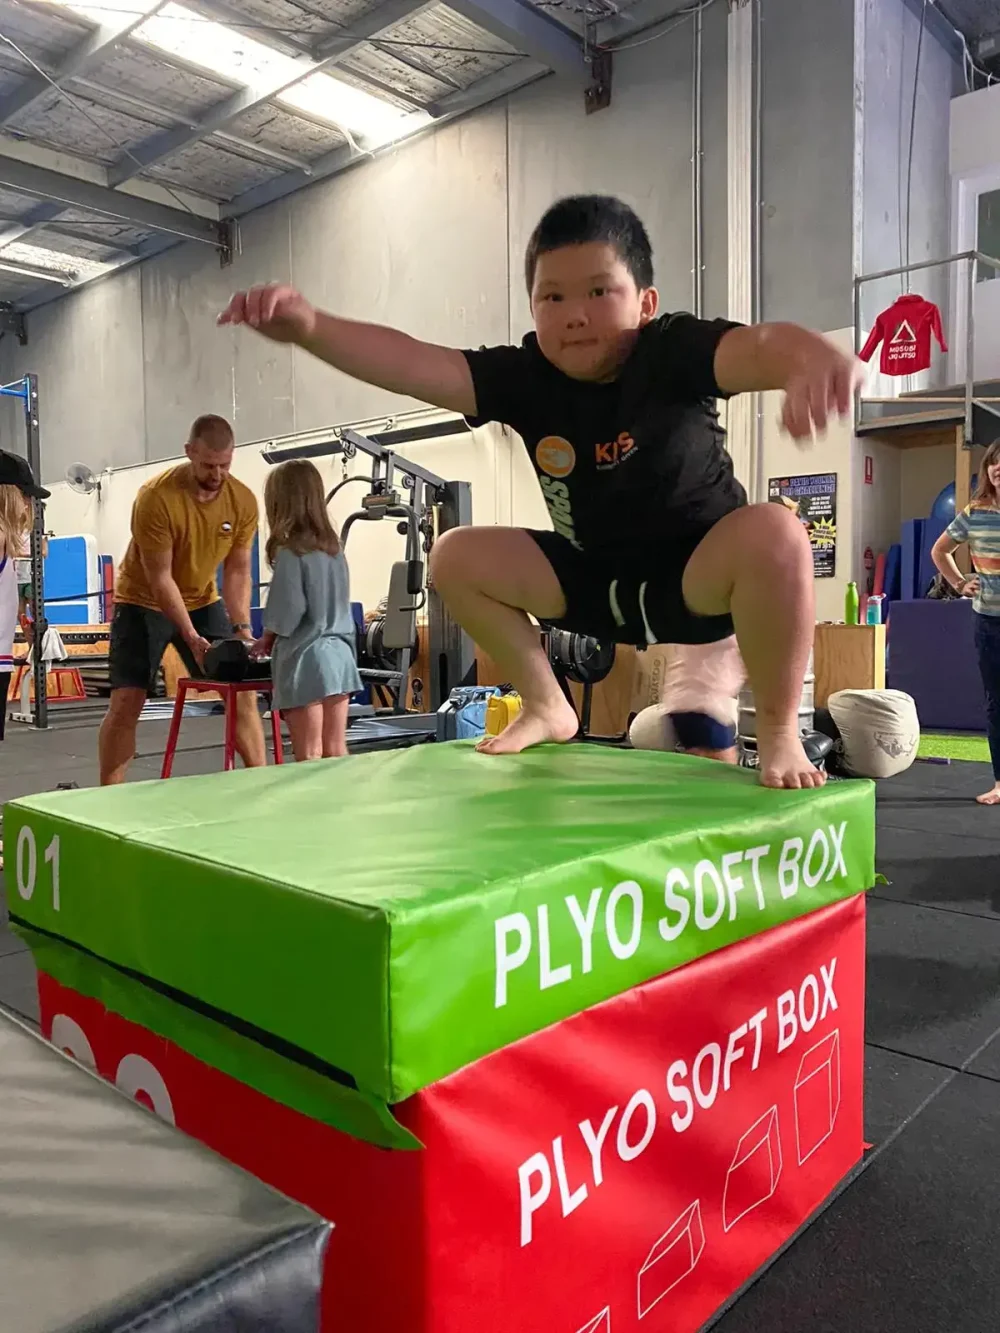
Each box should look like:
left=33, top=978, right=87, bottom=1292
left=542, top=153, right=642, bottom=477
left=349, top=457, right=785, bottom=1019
left=813, top=624, right=886, bottom=707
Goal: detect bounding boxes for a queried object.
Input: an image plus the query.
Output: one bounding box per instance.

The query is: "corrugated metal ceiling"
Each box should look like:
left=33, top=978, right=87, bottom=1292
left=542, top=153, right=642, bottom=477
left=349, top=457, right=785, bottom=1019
left=0, top=0, right=604, bottom=310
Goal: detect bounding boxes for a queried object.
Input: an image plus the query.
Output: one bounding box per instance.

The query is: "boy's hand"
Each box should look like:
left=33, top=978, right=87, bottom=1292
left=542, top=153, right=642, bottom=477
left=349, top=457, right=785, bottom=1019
left=715, top=324, right=864, bottom=440
left=217, top=285, right=317, bottom=344
left=781, top=346, right=863, bottom=441
left=218, top=287, right=477, bottom=416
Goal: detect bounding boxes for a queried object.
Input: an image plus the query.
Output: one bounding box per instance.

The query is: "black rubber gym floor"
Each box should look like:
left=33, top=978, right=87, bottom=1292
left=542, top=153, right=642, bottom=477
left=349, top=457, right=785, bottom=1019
left=1, top=721, right=998, bottom=1331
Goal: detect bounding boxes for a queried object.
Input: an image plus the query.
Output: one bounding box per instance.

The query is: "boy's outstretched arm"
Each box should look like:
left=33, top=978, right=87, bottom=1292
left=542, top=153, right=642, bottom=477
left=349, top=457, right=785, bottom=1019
left=218, top=284, right=477, bottom=417
left=714, top=322, right=863, bottom=441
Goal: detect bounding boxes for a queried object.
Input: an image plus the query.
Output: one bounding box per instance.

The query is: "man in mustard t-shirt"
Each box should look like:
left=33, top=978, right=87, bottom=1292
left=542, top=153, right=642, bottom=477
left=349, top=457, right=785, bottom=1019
left=99, top=414, right=266, bottom=784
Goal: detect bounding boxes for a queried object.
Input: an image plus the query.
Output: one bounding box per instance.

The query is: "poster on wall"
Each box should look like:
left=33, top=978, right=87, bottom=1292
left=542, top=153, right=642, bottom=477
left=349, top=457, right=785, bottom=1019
left=767, top=474, right=837, bottom=578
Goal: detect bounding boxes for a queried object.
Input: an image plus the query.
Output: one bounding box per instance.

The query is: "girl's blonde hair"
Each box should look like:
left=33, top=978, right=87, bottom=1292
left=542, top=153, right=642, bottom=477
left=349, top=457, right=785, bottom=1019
left=0, top=483, right=30, bottom=557
left=972, top=439, right=1000, bottom=507
left=264, top=459, right=340, bottom=567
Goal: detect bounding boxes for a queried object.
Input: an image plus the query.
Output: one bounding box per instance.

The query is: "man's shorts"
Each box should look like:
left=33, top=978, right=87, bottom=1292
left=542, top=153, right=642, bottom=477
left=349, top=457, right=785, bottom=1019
left=109, top=600, right=232, bottom=693
left=527, top=529, right=735, bottom=648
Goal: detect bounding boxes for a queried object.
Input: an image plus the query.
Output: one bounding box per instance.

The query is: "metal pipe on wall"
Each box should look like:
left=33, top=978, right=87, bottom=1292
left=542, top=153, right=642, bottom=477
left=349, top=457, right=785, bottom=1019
left=726, top=0, right=756, bottom=491
left=751, top=0, right=764, bottom=503
left=24, top=374, right=47, bottom=729
left=692, top=3, right=705, bottom=318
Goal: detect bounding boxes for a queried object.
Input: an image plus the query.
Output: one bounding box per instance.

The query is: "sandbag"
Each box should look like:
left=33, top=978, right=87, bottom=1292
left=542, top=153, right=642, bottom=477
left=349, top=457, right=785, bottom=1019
left=827, top=688, right=919, bottom=779
left=629, top=703, right=679, bottom=751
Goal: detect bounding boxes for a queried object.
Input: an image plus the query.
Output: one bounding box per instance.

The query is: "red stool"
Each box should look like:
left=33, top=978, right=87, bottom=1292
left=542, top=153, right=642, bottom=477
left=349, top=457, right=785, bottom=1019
left=11, top=662, right=87, bottom=704
left=161, top=678, right=283, bottom=779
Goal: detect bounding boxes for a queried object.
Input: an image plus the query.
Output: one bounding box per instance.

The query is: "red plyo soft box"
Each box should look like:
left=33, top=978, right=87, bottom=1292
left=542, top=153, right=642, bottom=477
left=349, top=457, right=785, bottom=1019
left=38, top=896, right=866, bottom=1333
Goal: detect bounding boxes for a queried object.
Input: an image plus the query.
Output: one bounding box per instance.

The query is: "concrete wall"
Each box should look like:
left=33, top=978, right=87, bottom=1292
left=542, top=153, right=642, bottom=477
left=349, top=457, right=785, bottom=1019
left=760, top=0, right=857, bottom=330
left=949, top=82, right=1000, bottom=381
left=949, top=79, right=1000, bottom=179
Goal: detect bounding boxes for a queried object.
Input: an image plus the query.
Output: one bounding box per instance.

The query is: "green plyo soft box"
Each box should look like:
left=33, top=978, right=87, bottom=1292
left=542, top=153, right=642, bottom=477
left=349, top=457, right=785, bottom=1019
left=4, top=744, right=875, bottom=1103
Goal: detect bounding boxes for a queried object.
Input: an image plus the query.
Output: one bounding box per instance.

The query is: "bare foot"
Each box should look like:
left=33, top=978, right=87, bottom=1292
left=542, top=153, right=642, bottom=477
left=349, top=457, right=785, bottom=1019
left=477, top=697, right=579, bottom=755
left=757, top=730, right=826, bottom=790
left=975, top=785, right=1000, bottom=805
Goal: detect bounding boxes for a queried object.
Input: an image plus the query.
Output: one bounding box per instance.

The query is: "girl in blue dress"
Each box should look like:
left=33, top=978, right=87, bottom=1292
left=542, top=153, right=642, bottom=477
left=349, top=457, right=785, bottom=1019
left=253, top=460, right=361, bottom=761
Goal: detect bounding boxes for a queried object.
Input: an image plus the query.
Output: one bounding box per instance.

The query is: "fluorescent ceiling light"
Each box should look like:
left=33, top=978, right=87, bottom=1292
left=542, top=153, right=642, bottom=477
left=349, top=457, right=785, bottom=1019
left=44, top=0, right=431, bottom=149
left=0, top=241, right=115, bottom=283
left=134, top=3, right=428, bottom=147
left=279, top=73, right=431, bottom=149
left=0, top=259, right=71, bottom=286
left=134, top=2, right=296, bottom=87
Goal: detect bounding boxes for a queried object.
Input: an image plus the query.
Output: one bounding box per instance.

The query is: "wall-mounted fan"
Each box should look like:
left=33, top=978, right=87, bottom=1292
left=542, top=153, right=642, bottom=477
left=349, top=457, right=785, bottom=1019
left=65, top=462, right=101, bottom=496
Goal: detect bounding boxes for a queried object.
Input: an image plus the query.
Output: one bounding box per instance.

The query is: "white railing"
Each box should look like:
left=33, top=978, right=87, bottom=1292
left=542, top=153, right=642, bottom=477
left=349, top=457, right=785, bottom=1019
left=852, top=250, right=1000, bottom=444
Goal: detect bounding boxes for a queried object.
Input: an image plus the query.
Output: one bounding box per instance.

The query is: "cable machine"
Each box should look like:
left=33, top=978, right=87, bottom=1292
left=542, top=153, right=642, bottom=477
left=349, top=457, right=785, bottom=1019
left=1, top=374, right=45, bottom=728
left=261, top=419, right=476, bottom=743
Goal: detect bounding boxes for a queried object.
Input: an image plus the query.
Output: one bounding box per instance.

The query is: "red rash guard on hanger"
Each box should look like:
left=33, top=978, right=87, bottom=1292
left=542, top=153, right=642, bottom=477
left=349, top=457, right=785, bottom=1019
left=859, top=293, right=948, bottom=375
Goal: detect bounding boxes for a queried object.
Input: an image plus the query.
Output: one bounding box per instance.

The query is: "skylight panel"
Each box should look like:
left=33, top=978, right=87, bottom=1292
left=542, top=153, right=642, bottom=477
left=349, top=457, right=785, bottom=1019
left=280, top=72, right=432, bottom=148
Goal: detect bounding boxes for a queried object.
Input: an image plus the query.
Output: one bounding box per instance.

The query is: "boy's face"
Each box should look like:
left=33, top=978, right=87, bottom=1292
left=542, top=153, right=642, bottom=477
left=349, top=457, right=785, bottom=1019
left=530, top=242, right=658, bottom=382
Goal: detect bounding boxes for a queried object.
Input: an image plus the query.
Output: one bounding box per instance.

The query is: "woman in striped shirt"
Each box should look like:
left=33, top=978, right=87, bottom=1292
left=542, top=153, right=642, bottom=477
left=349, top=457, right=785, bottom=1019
left=932, top=439, right=1000, bottom=805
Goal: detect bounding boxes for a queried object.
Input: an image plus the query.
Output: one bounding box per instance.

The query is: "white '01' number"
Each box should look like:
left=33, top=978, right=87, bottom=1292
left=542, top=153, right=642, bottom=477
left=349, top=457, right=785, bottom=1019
left=15, top=826, right=61, bottom=911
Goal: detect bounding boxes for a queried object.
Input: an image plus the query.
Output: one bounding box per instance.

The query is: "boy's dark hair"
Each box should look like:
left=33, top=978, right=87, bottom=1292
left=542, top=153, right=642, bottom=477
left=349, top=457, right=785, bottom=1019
left=524, top=195, right=654, bottom=294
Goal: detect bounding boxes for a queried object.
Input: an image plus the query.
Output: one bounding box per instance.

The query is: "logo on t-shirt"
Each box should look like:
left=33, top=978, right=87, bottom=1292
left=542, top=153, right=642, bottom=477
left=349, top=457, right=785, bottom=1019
left=535, top=436, right=576, bottom=479
left=887, top=320, right=918, bottom=364
left=539, top=476, right=582, bottom=550
left=220, top=521, right=233, bottom=534
left=595, top=431, right=637, bottom=470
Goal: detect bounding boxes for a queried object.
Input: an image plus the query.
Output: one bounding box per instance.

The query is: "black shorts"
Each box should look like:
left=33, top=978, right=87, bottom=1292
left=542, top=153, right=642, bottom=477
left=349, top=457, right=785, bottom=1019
left=109, top=600, right=232, bottom=692
left=527, top=529, right=734, bottom=648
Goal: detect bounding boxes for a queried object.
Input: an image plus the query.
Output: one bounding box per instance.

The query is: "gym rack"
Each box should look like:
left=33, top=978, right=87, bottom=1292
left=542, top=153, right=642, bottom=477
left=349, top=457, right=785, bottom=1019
left=261, top=417, right=477, bottom=746
left=1, top=374, right=45, bottom=728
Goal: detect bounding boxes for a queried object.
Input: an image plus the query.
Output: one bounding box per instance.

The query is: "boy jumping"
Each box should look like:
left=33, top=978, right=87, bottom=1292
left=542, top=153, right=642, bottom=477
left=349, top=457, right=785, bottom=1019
left=219, top=195, right=859, bottom=789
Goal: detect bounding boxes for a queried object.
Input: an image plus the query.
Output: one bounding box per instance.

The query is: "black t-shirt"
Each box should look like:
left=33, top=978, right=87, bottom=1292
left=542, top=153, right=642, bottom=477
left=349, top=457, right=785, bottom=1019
left=463, top=312, right=747, bottom=555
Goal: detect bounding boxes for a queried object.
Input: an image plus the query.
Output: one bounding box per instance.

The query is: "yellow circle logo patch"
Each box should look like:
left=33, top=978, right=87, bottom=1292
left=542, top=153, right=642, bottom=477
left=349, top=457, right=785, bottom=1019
left=535, top=436, right=576, bottom=479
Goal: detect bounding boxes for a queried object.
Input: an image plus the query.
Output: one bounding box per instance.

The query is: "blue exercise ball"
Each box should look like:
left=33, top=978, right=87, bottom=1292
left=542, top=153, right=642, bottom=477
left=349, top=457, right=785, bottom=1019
left=930, top=477, right=978, bottom=523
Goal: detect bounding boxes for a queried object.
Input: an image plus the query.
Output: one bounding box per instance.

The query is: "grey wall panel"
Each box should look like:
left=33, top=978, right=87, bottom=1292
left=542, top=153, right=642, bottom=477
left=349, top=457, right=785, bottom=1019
left=141, top=202, right=295, bottom=460
left=0, top=269, right=145, bottom=483
left=859, top=0, right=962, bottom=336
left=760, top=0, right=856, bottom=330
left=507, top=27, right=696, bottom=337
left=288, top=106, right=510, bottom=427
left=702, top=0, right=730, bottom=320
